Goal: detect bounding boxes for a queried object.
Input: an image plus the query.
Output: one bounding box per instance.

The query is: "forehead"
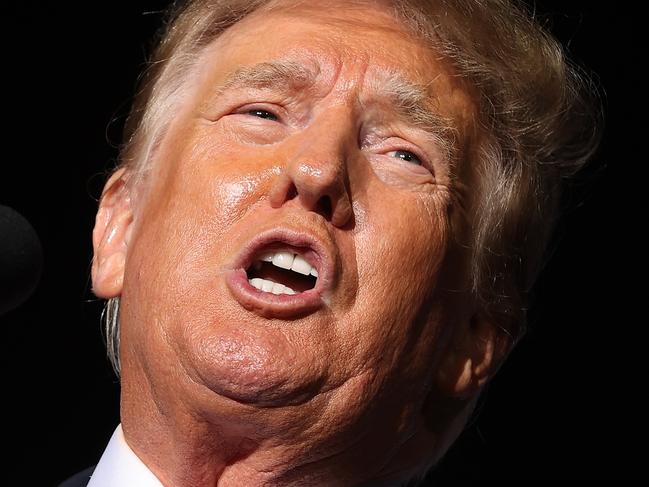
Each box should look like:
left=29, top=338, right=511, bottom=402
left=194, top=2, right=474, bottom=114
left=215, top=4, right=430, bottom=76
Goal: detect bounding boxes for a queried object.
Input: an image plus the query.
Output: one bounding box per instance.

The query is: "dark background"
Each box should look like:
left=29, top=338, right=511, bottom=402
left=1, top=1, right=643, bottom=485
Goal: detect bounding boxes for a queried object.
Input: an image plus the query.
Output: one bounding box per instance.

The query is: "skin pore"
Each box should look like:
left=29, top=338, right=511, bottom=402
left=91, top=1, right=507, bottom=485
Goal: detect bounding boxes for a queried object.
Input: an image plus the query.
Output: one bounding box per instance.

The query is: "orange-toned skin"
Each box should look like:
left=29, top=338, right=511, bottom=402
left=91, top=2, right=509, bottom=486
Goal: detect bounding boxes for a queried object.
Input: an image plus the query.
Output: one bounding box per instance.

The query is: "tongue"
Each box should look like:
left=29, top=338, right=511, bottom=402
left=255, top=262, right=316, bottom=293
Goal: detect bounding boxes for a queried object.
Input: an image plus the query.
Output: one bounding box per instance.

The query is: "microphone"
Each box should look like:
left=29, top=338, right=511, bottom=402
left=0, top=205, right=43, bottom=316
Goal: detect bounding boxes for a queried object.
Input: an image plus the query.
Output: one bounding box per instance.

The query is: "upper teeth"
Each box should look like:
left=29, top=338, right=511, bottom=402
left=258, top=251, right=318, bottom=277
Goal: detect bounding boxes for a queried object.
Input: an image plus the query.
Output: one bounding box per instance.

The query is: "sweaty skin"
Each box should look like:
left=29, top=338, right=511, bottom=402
left=91, top=2, right=505, bottom=486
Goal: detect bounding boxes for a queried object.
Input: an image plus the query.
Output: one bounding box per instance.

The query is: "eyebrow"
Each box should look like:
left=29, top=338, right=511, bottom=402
left=213, top=60, right=317, bottom=97
left=368, top=71, right=457, bottom=159
left=212, top=61, right=457, bottom=159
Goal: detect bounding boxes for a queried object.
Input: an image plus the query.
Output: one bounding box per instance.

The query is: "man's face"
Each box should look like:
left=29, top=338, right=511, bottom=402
left=105, top=0, right=477, bottom=470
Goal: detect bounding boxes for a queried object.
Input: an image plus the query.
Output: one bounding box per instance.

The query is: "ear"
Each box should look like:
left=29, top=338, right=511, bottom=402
left=434, top=312, right=513, bottom=400
left=91, top=168, right=134, bottom=299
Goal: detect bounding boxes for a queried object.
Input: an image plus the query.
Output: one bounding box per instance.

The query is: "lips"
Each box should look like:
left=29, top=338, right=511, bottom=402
left=225, top=227, right=336, bottom=318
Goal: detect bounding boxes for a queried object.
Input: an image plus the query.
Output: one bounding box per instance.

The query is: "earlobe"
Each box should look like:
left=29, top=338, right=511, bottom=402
left=434, top=313, right=513, bottom=400
left=91, top=168, right=133, bottom=299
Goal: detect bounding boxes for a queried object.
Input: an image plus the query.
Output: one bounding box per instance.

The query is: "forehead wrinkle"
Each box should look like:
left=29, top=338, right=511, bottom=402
left=213, top=60, right=319, bottom=98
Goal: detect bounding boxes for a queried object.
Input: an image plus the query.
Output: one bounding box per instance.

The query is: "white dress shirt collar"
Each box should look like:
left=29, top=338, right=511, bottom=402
left=87, top=424, right=403, bottom=486
left=87, top=424, right=163, bottom=487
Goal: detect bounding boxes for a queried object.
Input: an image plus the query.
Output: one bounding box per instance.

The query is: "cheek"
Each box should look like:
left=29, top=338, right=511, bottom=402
left=165, top=123, right=276, bottom=224
left=358, top=188, right=449, bottom=295
left=132, top=123, right=279, bottom=274
left=341, top=186, right=450, bottom=364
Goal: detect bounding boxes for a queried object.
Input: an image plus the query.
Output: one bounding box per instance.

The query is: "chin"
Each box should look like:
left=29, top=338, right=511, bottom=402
left=178, top=321, right=329, bottom=407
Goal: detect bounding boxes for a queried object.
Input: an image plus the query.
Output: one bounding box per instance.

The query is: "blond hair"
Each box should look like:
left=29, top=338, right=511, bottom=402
left=103, top=0, right=600, bottom=375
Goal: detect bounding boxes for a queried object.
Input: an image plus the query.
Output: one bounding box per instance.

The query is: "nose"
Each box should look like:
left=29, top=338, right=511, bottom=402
left=269, top=113, right=354, bottom=228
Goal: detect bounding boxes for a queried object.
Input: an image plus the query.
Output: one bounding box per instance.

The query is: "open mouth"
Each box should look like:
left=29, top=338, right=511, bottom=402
left=246, top=249, right=318, bottom=295
left=226, top=228, right=333, bottom=318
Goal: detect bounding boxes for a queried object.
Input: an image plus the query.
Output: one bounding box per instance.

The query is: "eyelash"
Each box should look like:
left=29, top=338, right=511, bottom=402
left=246, top=108, right=279, bottom=121
left=234, top=106, right=430, bottom=169
left=387, top=149, right=423, bottom=166
left=378, top=137, right=430, bottom=170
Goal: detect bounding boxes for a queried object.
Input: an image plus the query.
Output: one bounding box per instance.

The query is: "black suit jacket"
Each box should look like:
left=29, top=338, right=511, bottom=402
left=58, top=466, right=95, bottom=487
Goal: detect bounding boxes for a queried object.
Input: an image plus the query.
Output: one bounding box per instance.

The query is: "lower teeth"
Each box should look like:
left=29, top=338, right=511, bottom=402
left=249, top=278, right=296, bottom=295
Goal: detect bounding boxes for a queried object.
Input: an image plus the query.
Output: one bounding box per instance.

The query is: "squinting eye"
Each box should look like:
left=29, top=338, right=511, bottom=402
left=247, top=109, right=278, bottom=121
left=390, top=149, right=422, bottom=165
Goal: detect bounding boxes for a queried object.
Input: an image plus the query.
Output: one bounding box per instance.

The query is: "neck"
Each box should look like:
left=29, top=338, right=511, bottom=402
left=119, top=356, right=460, bottom=486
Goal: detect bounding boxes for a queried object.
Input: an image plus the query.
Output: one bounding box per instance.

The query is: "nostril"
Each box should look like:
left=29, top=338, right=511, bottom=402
left=285, top=183, right=298, bottom=202
left=315, top=196, right=332, bottom=220
left=270, top=172, right=340, bottom=222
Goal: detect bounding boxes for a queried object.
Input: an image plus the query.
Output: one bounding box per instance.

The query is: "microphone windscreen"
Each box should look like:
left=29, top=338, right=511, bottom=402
left=0, top=205, right=44, bottom=315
